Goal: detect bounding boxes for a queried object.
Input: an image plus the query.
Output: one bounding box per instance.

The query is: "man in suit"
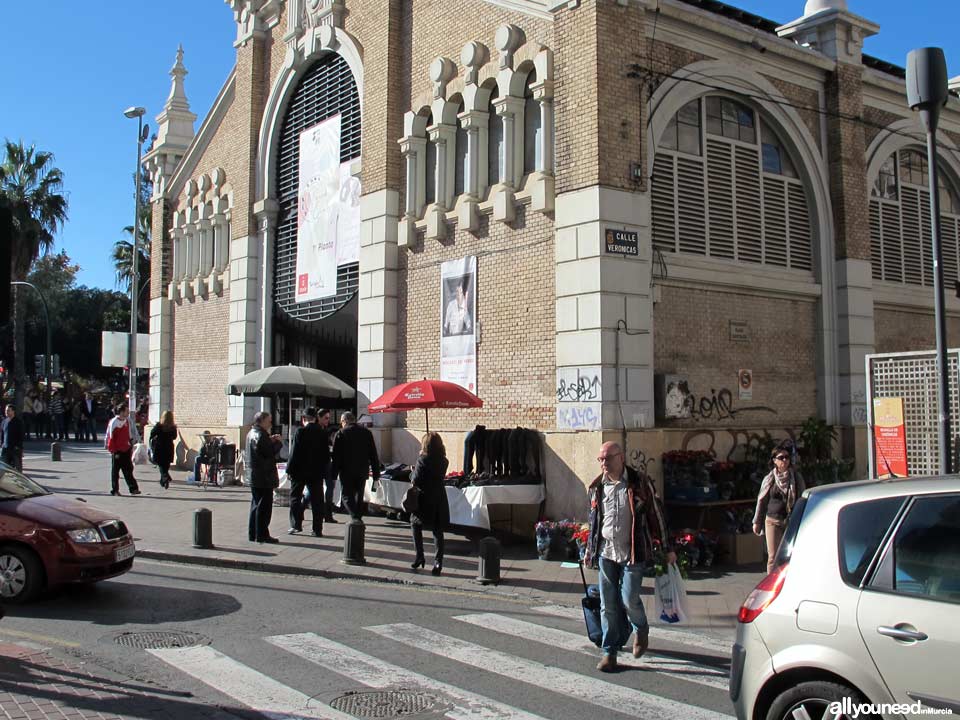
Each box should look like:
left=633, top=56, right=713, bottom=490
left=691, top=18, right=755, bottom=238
left=80, top=392, right=98, bottom=443
left=286, top=407, right=330, bottom=537
left=331, top=411, right=379, bottom=522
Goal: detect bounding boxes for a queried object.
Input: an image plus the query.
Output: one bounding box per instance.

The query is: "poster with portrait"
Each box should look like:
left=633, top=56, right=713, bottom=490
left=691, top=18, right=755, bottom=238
left=440, top=256, right=477, bottom=392
left=295, top=115, right=362, bottom=303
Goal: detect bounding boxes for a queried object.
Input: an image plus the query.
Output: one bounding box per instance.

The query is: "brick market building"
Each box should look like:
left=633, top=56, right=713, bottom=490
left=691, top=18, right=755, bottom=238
left=145, top=0, right=960, bottom=521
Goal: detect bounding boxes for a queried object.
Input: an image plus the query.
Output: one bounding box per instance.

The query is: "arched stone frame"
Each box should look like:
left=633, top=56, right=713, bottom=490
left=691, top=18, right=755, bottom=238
left=256, top=25, right=364, bottom=205
left=648, top=60, right=838, bottom=422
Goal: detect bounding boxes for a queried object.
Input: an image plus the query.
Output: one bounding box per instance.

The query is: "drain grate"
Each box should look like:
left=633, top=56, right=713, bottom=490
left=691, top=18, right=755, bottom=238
left=329, top=690, right=441, bottom=718
left=114, top=631, right=211, bottom=650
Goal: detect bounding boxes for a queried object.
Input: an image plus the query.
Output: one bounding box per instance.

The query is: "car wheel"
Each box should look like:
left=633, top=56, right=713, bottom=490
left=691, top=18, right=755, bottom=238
left=0, top=546, right=44, bottom=603
left=766, top=680, right=865, bottom=720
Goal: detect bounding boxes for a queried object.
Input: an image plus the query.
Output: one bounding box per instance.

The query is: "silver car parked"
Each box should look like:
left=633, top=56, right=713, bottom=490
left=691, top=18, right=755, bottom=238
left=731, top=476, right=960, bottom=720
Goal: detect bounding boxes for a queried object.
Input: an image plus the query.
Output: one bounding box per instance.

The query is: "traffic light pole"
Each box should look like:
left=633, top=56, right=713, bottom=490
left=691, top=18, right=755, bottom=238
left=11, top=281, right=52, bottom=406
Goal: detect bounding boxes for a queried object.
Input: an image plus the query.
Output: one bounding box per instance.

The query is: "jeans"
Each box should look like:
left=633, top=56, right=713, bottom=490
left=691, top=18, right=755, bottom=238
left=111, top=450, right=139, bottom=494
left=598, top=557, right=649, bottom=656
left=764, top=516, right=786, bottom=574
left=249, top=487, right=274, bottom=541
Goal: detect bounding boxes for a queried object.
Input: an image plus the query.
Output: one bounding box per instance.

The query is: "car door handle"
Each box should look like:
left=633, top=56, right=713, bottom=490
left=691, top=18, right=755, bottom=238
left=877, top=625, right=928, bottom=642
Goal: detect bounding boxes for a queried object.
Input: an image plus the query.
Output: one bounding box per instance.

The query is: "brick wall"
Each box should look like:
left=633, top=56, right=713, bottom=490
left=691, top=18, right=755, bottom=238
left=863, top=105, right=903, bottom=150
left=765, top=75, right=822, bottom=151
left=396, top=204, right=556, bottom=430
left=874, top=308, right=960, bottom=353
left=171, top=293, right=230, bottom=425
left=825, top=63, right=870, bottom=260
left=653, top=284, right=818, bottom=427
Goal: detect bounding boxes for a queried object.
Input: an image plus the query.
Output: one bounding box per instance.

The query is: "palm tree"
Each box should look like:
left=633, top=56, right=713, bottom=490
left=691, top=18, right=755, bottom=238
left=111, top=173, right=151, bottom=330
left=0, top=140, right=69, bottom=411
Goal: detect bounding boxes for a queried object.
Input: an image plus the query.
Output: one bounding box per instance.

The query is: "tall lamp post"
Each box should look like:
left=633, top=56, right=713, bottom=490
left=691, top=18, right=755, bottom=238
left=906, top=48, right=951, bottom=473
left=123, top=106, right=148, bottom=415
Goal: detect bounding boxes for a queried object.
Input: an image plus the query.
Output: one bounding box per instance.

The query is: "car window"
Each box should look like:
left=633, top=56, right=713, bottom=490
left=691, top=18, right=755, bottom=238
left=838, top=496, right=904, bottom=587
left=0, top=465, right=50, bottom=500
left=881, top=494, right=960, bottom=603
left=773, top=496, right=807, bottom=568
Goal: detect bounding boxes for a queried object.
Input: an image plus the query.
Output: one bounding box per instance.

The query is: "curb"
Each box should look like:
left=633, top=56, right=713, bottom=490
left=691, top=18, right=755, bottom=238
left=135, top=549, right=526, bottom=600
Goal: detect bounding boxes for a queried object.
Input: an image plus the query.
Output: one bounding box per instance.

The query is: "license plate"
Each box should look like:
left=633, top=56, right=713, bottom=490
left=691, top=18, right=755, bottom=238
left=115, top=543, right=136, bottom=562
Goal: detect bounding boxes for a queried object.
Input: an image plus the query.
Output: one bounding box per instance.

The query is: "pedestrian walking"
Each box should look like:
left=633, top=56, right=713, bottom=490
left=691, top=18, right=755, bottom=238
left=104, top=404, right=141, bottom=496
left=584, top=441, right=674, bottom=673
left=409, top=432, right=450, bottom=575
left=70, top=395, right=83, bottom=441
left=753, top=442, right=805, bottom=574
left=149, top=411, right=178, bottom=489
left=80, top=392, right=98, bottom=443
left=49, top=389, right=66, bottom=441
left=31, top=394, right=46, bottom=440
left=317, top=409, right=338, bottom=523
left=330, top=411, right=380, bottom=522
left=286, top=407, right=329, bottom=537
left=1, top=405, right=25, bottom=471
left=244, top=411, right=283, bottom=544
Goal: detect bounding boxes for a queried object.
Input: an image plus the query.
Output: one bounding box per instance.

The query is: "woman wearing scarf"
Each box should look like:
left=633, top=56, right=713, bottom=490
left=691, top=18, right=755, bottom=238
left=753, top=443, right=805, bottom=573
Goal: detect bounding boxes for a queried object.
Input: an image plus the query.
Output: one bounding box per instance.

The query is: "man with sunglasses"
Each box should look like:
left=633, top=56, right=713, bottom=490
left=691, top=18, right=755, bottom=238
left=753, top=443, right=805, bottom=573
left=584, top=441, right=675, bottom=673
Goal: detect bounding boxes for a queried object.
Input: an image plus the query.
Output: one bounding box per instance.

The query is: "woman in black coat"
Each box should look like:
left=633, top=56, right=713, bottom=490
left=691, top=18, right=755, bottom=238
left=410, top=432, right=450, bottom=575
left=149, top=411, right=178, bottom=489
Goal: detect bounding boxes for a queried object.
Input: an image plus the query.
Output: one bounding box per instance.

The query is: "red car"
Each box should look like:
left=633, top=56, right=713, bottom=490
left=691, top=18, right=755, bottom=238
left=0, top=463, right=135, bottom=602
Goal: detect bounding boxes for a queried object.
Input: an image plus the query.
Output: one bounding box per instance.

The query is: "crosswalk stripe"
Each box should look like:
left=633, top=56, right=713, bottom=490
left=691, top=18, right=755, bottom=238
left=366, top=623, right=735, bottom=720
left=148, top=645, right=355, bottom=720
left=531, top=604, right=733, bottom=656
left=453, top=613, right=729, bottom=691
left=267, top=632, right=549, bottom=720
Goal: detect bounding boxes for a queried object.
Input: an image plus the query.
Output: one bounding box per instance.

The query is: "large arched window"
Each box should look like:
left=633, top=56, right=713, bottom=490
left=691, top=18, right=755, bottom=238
left=870, top=148, right=960, bottom=287
left=652, top=96, right=813, bottom=271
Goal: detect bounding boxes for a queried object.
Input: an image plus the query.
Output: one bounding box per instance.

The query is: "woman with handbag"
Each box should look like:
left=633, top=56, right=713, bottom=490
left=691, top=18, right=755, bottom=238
left=753, top=442, right=806, bottom=573
left=149, top=411, right=178, bottom=489
left=408, top=432, right=450, bottom=575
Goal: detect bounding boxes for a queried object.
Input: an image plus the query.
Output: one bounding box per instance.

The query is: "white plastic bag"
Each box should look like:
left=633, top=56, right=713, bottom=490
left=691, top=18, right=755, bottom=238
left=654, top=563, right=689, bottom=624
left=132, top=443, right=150, bottom=466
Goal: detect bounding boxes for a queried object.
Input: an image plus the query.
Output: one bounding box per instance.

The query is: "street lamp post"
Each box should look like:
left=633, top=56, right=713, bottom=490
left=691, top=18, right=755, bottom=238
left=123, top=106, right=148, bottom=415
left=906, top=48, right=951, bottom=473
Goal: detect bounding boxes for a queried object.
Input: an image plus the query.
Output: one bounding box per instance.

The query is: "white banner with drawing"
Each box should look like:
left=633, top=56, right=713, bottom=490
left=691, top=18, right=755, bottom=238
left=440, top=255, right=477, bottom=392
left=295, top=115, right=362, bottom=303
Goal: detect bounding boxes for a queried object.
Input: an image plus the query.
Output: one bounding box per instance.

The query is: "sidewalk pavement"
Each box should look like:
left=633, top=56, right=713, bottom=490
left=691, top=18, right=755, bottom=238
left=0, top=641, right=238, bottom=720
left=17, top=441, right=765, bottom=635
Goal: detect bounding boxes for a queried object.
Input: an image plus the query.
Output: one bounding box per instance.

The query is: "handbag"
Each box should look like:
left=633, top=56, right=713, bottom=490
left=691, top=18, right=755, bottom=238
left=401, top=485, right=421, bottom=514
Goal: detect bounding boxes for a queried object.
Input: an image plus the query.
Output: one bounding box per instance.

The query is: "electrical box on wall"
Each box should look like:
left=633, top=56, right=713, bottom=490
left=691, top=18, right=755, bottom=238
left=654, top=373, right=691, bottom=420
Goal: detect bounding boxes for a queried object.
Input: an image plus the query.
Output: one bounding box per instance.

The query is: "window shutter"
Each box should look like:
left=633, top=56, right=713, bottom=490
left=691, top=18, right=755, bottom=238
left=706, top=139, right=735, bottom=259
left=734, top=145, right=763, bottom=264
left=942, top=216, right=959, bottom=289
left=880, top=200, right=903, bottom=283
left=870, top=200, right=883, bottom=281
left=677, top=156, right=706, bottom=255
left=763, top=177, right=788, bottom=267
left=919, top=188, right=933, bottom=287
left=900, top=186, right=924, bottom=286
left=652, top=153, right=677, bottom=253
left=787, top=184, right=812, bottom=271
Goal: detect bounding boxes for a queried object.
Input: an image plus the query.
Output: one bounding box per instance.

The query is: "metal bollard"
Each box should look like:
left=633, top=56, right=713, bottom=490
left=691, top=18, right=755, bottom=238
left=50, top=442, right=61, bottom=461
left=476, top=536, right=501, bottom=585
left=342, top=518, right=366, bottom=565
left=193, top=508, right=213, bottom=549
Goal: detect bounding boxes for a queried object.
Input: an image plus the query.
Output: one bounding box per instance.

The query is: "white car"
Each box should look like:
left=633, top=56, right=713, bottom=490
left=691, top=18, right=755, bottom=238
left=731, top=475, right=960, bottom=720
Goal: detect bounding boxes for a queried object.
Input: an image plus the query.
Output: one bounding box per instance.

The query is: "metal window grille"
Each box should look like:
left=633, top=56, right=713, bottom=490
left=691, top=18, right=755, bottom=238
left=274, top=53, right=361, bottom=322
left=866, top=350, right=960, bottom=478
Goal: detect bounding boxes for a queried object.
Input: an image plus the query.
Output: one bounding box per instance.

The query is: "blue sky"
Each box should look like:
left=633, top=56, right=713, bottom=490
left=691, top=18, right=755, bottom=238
left=3, top=1, right=956, bottom=291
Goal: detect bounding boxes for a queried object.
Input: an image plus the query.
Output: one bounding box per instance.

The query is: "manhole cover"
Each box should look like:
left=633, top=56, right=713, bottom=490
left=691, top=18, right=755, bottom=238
left=113, top=631, right=211, bottom=650
left=329, top=690, right=441, bottom=718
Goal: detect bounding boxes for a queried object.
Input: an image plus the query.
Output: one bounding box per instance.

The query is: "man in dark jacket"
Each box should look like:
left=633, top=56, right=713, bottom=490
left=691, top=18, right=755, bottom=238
left=1, top=405, right=25, bottom=471
left=331, top=411, right=379, bottom=521
left=244, top=411, right=282, bottom=543
left=286, top=407, right=329, bottom=537
left=584, top=441, right=675, bottom=673
left=80, top=392, right=98, bottom=443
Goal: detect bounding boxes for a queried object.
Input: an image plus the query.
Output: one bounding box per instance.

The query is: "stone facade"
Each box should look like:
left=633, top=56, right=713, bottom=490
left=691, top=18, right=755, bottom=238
left=145, top=0, right=960, bottom=503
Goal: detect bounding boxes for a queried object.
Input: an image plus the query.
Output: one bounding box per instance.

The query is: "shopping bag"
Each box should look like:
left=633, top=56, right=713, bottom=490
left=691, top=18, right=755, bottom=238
left=654, top=563, right=689, bottom=624
left=131, top=443, right=150, bottom=466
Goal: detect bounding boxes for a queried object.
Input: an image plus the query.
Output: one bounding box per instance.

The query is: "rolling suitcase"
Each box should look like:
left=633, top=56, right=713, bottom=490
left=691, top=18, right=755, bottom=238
left=579, top=561, right=604, bottom=647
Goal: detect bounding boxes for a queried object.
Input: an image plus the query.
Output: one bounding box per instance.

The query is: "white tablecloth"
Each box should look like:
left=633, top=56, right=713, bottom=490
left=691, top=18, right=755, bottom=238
left=363, top=478, right=544, bottom=529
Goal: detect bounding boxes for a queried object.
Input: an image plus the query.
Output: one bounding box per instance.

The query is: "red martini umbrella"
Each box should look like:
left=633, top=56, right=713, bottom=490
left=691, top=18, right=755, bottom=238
left=367, top=379, right=483, bottom=432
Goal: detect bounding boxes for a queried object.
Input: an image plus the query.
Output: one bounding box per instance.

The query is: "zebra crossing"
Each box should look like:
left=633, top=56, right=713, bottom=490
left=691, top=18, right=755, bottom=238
left=148, top=606, right=735, bottom=720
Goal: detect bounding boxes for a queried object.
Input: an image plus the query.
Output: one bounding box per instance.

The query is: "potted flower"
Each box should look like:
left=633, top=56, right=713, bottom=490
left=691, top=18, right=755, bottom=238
left=535, top=521, right=553, bottom=560
left=571, top=523, right=590, bottom=561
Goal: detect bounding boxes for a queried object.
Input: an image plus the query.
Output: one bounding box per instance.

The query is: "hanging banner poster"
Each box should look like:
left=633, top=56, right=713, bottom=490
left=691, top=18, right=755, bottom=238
left=440, top=256, right=477, bottom=393
left=873, top=397, right=908, bottom=478
left=296, top=115, right=341, bottom=302
left=335, top=163, right=361, bottom=266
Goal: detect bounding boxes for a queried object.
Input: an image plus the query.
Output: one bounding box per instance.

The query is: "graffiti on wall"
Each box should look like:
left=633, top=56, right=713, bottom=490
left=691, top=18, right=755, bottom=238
left=680, top=428, right=798, bottom=462
left=557, top=403, right=601, bottom=430
left=557, top=367, right=602, bottom=403
left=666, top=380, right=777, bottom=422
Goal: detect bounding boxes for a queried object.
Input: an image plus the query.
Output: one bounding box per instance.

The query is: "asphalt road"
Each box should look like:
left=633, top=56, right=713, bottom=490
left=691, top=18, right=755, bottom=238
left=1, top=560, right=736, bottom=720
